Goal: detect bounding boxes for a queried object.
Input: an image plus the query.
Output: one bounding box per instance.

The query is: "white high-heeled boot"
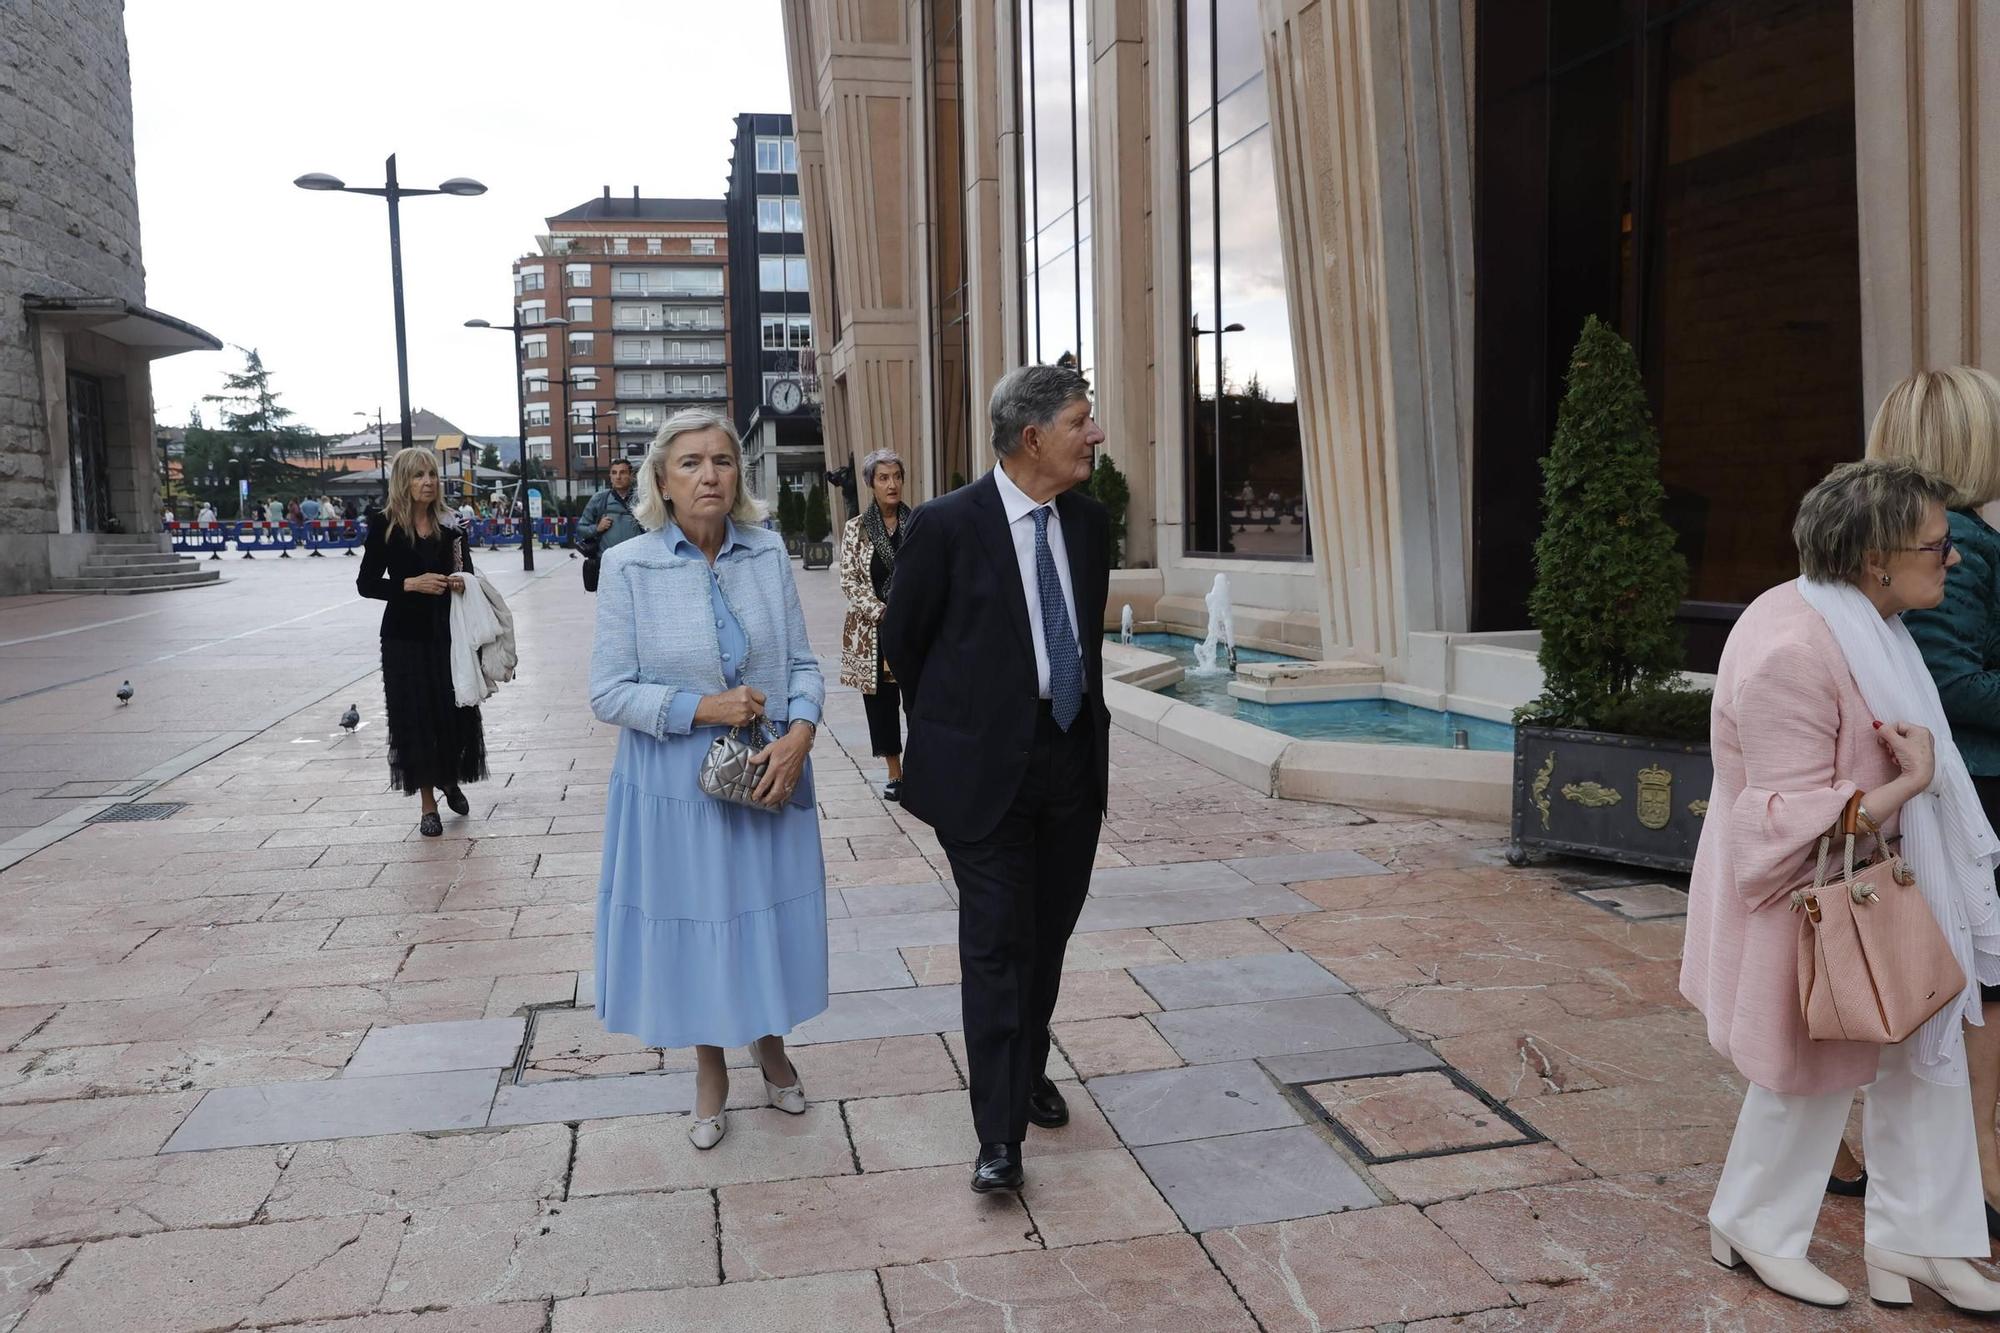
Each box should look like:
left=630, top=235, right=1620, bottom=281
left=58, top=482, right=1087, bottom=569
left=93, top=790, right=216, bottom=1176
left=1711, top=1228, right=1849, bottom=1307
left=1863, top=1245, right=2000, bottom=1311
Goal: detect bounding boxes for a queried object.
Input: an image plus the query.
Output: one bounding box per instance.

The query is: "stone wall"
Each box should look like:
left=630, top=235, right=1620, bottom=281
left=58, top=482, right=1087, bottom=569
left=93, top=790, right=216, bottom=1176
left=0, top=0, right=146, bottom=537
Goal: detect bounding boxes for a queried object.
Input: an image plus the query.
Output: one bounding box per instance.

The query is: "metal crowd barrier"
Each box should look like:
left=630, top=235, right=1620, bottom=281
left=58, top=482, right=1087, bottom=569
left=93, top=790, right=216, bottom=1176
left=300, top=519, right=364, bottom=556
left=233, top=521, right=296, bottom=558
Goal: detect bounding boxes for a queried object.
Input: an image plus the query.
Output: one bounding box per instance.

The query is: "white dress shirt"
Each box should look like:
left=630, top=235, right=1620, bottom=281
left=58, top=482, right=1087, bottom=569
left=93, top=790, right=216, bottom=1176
left=992, top=463, right=1080, bottom=700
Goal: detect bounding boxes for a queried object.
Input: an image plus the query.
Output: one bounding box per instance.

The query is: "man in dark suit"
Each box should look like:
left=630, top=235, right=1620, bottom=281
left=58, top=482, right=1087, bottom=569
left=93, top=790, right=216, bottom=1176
left=882, top=363, right=1112, bottom=1193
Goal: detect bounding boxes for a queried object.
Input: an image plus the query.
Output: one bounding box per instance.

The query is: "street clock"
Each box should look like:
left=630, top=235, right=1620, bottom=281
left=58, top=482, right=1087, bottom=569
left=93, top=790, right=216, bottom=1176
left=770, top=378, right=804, bottom=414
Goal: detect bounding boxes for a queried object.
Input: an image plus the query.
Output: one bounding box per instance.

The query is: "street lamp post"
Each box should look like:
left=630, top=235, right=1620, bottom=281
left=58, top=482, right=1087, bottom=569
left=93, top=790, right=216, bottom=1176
left=297, top=157, right=486, bottom=450
left=466, top=316, right=569, bottom=572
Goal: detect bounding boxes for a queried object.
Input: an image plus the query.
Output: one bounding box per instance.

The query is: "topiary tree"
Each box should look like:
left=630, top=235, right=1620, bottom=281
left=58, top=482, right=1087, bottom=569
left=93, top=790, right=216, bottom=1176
left=804, top=484, right=831, bottom=543
left=1522, top=315, right=1694, bottom=734
left=1085, top=452, right=1131, bottom=567
left=778, top=486, right=803, bottom=537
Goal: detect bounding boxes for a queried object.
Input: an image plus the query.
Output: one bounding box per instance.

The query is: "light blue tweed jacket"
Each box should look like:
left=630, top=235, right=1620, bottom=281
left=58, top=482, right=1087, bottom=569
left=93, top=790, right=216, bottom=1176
left=589, top=522, right=824, bottom=738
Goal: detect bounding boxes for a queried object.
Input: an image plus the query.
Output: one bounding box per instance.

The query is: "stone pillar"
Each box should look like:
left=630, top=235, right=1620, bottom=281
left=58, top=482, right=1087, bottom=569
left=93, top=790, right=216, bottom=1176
left=781, top=0, right=927, bottom=494
left=1258, top=0, right=1474, bottom=669
left=959, top=0, right=1021, bottom=479
left=1089, top=0, right=1156, bottom=565
left=1854, top=1, right=2000, bottom=403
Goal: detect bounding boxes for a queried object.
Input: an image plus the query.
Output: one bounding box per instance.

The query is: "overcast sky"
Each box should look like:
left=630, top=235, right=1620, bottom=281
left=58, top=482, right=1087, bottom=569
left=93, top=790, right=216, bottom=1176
left=128, top=0, right=792, bottom=441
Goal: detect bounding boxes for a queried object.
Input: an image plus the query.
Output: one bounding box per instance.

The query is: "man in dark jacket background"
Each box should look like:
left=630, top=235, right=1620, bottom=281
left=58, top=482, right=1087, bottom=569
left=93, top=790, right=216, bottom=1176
left=576, top=458, right=643, bottom=588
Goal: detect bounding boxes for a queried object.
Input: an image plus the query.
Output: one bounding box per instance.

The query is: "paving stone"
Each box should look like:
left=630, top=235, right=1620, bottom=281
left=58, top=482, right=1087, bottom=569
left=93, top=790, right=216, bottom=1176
left=827, top=948, right=914, bottom=993
left=18, top=991, right=272, bottom=1049
left=1578, top=883, right=1689, bottom=919
left=1089, top=860, right=1254, bottom=896
left=788, top=984, right=963, bottom=1045
left=719, top=1165, right=1035, bottom=1279
left=162, top=1069, right=500, bottom=1151
left=342, top=1017, right=525, bottom=1079
left=0, top=1245, right=74, bottom=1333
left=1062, top=928, right=1179, bottom=971
left=1306, top=1070, right=1526, bottom=1159
left=1221, top=850, right=1391, bottom=884
left=570, top=1105, right=855, bottom=1194
left=0, top=1093, right=200, bottom=1167
left=1089, top=1061, right=1300, bottom=1146
left=843, top=909, right=961, bottom=953
left=1202, top=1203, right=1510, bottom=1330
left=382, top=1193, right=717, bottom=1308
left=899, top=943, right=960, bottom=985
left=263, top=1123, right=570, bottom=1218
left=0, top=1146, right=280, bottom=1247
left=1049, top=969, right=1158, bottom=1022
left=1256, top=1041, right=1443, bottom=1085
left=1133, top=1127, right=1378, bottom=1231
left=1129, top=952, right=1348, bottom=1010
left=838, top=882, right=954, bottom=916
left=276, top=1304, right=552, bottom=1332
left=880, top=1234, right=1258, bottom=1332
left=1074, top=884, right=1317, bottom=933
left=1151, top=994, right=1404, bottom=1064
left=844, top=1085, right=1116, bottom=1172
left=1371, top=1142, right=1593, bottom=1207
left=554, top=1270, right=889, bottom=1333
left=1148, top=918, right=1290, bottom=961
left=400, top=936, right=594, bottom=981
left=487, top=1071, right=694, bottom=1127
left=16, top=1214, right=405, bottom=1333
left=1051, top=1016, right=1184, bottom=1078
left=1020, top=1147, right=1180, bottom=1247
left=943, top=1030, right=1075, bottom=1083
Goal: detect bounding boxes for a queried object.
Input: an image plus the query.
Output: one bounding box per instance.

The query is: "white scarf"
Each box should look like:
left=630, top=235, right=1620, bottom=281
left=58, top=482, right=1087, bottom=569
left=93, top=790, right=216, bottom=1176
left=1797, top=576, right=2000, bottom=1085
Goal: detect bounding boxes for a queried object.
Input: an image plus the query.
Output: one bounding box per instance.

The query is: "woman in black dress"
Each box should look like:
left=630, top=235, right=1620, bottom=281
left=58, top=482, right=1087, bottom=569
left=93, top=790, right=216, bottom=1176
left=358, top=448, right=486, bottom=836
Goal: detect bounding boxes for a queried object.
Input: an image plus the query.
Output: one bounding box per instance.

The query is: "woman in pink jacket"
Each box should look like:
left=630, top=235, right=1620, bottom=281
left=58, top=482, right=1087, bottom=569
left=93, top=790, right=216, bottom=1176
left=1685, top=458, right=2000, bottom=1312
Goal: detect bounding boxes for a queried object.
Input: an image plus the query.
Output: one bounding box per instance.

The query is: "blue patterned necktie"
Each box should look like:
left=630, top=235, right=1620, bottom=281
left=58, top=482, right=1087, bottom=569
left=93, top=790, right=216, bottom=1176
left=1032, top=505, right=1083, bottom=731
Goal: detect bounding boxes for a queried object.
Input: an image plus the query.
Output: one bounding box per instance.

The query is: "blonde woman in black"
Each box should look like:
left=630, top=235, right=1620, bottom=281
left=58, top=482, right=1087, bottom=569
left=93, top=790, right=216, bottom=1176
left=358, top=449, right=486, bottom=836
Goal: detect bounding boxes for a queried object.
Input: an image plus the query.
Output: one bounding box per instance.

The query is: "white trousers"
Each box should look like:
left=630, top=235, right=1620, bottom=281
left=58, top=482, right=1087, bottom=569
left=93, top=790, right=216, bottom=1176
left=1710, top=1038, right=1988, bottom=1259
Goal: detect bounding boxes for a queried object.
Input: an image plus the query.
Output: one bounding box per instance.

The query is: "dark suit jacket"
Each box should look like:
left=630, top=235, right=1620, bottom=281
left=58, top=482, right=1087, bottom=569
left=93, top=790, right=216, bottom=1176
left=881, top=470, right=1112, bottom=843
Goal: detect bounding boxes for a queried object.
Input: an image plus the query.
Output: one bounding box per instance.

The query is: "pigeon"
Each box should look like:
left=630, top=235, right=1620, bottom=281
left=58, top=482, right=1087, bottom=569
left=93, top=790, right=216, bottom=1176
left=115, top=681, right=133, bottom=706
left=339, top=704, right=360, bottom=732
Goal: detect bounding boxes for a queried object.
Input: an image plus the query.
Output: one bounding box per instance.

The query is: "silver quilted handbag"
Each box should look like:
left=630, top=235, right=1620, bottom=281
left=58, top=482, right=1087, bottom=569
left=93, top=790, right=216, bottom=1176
left=698, top=720, right=782, bottom=810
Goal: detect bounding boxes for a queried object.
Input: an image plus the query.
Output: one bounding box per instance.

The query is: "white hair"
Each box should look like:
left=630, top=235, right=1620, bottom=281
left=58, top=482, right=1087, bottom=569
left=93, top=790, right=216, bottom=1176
left=631, top=407, right=769, bottom=531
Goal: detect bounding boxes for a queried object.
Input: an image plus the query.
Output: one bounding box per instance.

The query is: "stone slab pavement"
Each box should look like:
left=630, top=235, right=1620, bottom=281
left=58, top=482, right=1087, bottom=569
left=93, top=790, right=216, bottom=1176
left=0, top=554, right=1974, bottom=1330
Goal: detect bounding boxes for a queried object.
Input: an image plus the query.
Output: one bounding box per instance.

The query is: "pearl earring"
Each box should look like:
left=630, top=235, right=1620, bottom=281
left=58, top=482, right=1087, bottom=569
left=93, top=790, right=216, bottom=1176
left=1880, top=574, right=1892, bottom=586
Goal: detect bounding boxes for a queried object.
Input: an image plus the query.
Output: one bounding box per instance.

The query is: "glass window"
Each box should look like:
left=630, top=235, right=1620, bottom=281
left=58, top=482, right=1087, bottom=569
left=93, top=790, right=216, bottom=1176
left=518, top=270, right=545, bottom=292
left=525, top=374, right=548, bottom=395
left=611, top=238, right=629, bottom=254
left=1182, top=0, right=1307, bottom=559
left=525, top=406, right=551, bottom=427
left=1019, top=0, right=1092, bottom=377
left=788, top=315, right=813, bottom=349
left=782, top=138, right=799, bottom=173
left=756, top=136, right=783, bottom=172
left=520, top=301, right=545, bottom=324
left=785, top=255, right=809, bottom=292
left=783, top=198, right=805, bottom=232
left=691, top=237, right=716, bottom=255
left=571, top=367, right=599, bottom=390
left=758, top=198, right=784, bottom=232
left=568, top=332, right=593, bottom=355
left=760, top=257, right=785, bottom=291
left=762, top=316, right=787, bottom=349
left=521, top=335, right=547, bottom=361
left=566, top=298, right=592, bottom=322
left=645, top=238, right=661, bottom=254
left=565, top=263, right=591, bottom=287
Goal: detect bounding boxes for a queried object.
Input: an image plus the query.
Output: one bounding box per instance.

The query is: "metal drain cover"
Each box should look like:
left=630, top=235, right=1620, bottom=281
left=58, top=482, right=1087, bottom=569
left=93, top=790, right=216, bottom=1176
left=85, top=802, right=186, bottom=823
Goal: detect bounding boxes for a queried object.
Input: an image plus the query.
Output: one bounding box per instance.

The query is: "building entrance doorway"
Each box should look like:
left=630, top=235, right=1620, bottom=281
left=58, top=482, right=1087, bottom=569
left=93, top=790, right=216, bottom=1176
left=66, top=371, right=112, bottom=533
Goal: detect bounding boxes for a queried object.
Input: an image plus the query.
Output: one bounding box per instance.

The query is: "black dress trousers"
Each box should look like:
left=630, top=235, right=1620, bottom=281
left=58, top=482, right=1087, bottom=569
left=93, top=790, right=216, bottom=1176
left=938, top=699, right=1102, bottom=1145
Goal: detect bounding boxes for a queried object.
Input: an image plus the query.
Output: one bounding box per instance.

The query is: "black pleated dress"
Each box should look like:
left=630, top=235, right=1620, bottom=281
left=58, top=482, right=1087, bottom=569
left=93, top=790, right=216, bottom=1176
left=357, top=512, right=488, bottom=795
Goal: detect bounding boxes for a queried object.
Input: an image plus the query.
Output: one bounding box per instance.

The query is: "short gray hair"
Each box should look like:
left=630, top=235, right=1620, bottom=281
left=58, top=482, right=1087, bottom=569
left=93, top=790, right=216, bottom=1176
left=860, top=449, right=905, bottom=489
left=1793, top=458, right=1956, bottom=584
left=631, top=407, right=769, bottom=532
left=989, top=364, right=1091, bottom=459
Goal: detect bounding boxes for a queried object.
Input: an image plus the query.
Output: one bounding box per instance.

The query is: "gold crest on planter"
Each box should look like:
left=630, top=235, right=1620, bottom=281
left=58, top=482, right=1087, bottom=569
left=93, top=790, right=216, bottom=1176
left=1636, top=764, right=1673, bottom=830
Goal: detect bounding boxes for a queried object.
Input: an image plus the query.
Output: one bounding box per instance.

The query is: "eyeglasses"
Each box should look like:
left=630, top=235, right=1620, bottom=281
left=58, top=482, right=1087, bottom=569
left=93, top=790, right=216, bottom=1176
left=1894, top=535, right=1957, bottom=565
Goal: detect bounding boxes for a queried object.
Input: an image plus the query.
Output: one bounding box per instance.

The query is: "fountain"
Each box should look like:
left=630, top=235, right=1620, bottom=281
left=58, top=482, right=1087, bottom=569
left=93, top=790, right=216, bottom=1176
left=1190, top=573, right=1236, bottom=676
left=1119, top=604, right=1134, bottom=644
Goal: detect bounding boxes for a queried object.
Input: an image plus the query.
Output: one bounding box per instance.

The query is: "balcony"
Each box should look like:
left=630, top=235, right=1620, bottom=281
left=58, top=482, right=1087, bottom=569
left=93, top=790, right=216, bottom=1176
left=613, top=313, right=722, bottom=333
left=613, top=351, right=727, bottom=368
left=614, top=385, right=726, bottom=402
left=609, top=287, right=724, bottom=302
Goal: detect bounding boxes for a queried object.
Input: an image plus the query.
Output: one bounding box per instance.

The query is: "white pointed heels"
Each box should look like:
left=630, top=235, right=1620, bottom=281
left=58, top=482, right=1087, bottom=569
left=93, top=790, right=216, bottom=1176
left=1864, top=1245, right=2000, bottom=1311
left=1711, top=1227, right=1849, bottom=1307
left=687, top=1112, right=726, bottom=1150
left=765, top=1070, right=807, bottom=1115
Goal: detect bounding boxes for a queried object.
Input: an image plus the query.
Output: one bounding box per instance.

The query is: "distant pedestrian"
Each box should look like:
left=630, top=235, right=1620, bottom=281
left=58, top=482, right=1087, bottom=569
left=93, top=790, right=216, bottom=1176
left=286, top=499, right=303, bottom=525
left=197, top=501, right=216, bottom=524
left=358, top=449, right=485, bottom=839
left=160, top=506, right=175, bottom=526
left=838, top=449, right=910, bottom=800
left=576, top=458, right=641, bottom=592
left=301, top=496, right=321, bottom=522
left=265, top=497, right=283, bottom=524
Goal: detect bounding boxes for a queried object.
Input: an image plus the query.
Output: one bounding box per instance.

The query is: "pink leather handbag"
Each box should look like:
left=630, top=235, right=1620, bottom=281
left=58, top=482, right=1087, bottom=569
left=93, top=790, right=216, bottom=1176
left=1792, top=795, right=1964, bottom=1043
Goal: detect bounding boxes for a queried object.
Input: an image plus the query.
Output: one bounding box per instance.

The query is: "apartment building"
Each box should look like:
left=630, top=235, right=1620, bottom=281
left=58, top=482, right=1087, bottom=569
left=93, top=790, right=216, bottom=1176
left=512, top=190, right=729, bottom=498
left=725, top=113, right=825, bottom=510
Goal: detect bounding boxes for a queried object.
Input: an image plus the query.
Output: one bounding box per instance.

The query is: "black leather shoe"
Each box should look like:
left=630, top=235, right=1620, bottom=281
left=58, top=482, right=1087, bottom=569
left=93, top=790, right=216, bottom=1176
left=1987, top=1200, right=2000, bottom=1239
left=442, top=785, right=469, bottom=816
left=971, top=1142, right=1024, bottom=1193
left=1026, top=1075, right=1068, bottom=1129
left=419, top=811, right=443, bottom=838
left=1825, top=1169, right=1866, bottom=1198
left=883, top=780, right=902, bottom=803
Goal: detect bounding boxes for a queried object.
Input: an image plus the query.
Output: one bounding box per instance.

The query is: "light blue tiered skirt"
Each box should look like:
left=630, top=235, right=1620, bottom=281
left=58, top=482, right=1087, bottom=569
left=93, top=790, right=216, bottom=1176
left=595, top=725, right=828, bottom=1048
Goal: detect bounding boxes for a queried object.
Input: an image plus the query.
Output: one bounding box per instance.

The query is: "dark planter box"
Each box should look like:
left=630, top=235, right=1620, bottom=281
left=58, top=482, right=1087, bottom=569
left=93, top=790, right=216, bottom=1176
left=784, top=534, right=806, bottom=557
left=1508, top=723, right=1713, bottom=874
left=802, top=539, right=835, bottom=570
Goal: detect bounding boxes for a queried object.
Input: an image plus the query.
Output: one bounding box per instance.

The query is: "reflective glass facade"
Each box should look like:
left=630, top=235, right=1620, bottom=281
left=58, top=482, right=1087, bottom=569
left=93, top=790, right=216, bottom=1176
left=1182, top=0, right=1307, bottom=558
left=1019, top=0, right=1092, bottom=377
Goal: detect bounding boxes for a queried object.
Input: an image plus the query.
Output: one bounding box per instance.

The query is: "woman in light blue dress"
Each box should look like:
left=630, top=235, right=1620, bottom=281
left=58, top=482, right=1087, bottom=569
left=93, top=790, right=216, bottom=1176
left=589, top=407, right=827, bottom=1149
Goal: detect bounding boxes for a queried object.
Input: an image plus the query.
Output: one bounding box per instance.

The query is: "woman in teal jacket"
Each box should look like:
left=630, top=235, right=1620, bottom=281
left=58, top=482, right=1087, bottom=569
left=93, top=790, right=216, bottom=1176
left=1869, top=366, right=2000, bottom=1227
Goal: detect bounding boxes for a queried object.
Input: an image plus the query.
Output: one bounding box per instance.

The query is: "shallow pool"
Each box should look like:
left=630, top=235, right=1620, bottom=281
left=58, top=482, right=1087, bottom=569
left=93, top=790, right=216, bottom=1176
left=1111, top=632, right=1514, bottom=751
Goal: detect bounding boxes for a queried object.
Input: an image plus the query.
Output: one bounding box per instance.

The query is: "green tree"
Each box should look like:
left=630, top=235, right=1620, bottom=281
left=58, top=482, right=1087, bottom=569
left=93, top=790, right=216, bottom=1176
left=1085, top=452, right=1131, bottom=567
left=1522, top=316, right=1693, bottom=733
left=804, top=484, right=831, bottom=543
left=481, top=445, right=500, bottom=470
left=779, top=487, right=804, bottom=537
